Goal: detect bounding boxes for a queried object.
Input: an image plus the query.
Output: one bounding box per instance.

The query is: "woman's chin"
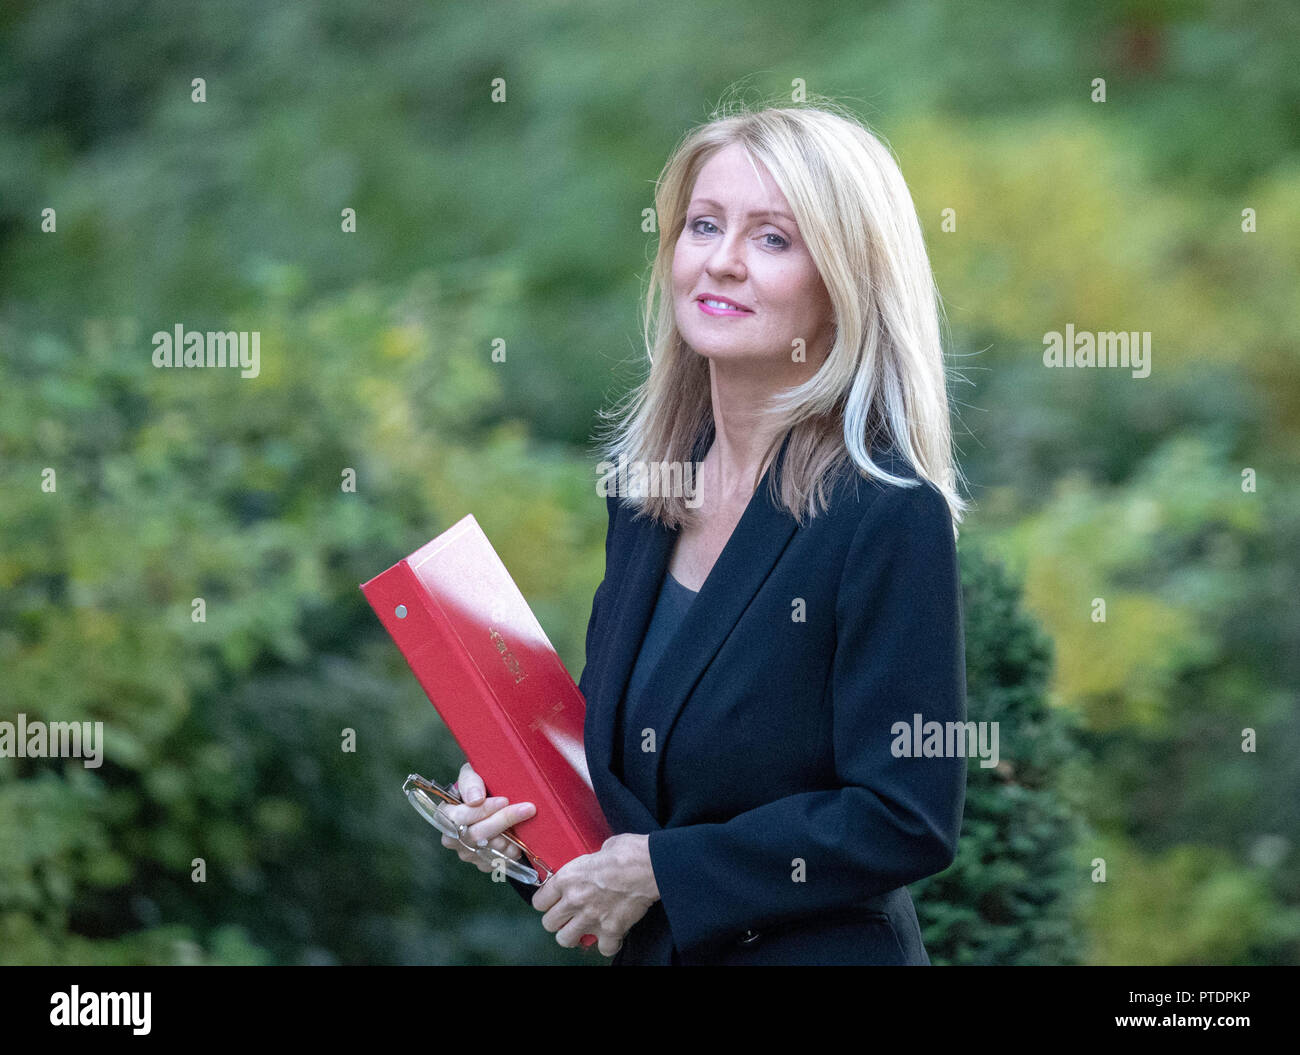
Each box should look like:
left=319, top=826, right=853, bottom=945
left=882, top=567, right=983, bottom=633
left=685, top=339, right=768, bottom=364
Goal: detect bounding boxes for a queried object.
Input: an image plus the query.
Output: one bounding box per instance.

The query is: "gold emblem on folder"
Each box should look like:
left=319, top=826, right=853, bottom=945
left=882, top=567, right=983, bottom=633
left=488, top=627, right=526, bottom=684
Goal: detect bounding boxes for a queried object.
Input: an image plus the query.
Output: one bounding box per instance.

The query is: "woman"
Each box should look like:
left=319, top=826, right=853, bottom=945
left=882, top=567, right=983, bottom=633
left=441, top=102, right=969, bottom=965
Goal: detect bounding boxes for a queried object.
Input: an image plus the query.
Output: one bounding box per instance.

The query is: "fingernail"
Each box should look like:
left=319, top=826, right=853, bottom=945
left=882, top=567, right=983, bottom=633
left=476, top=838, right=488, bottom=847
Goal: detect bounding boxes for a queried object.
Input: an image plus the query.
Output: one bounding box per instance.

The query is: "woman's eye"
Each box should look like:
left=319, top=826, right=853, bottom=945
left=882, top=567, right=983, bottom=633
left=688, top=218, right=788, bottom=249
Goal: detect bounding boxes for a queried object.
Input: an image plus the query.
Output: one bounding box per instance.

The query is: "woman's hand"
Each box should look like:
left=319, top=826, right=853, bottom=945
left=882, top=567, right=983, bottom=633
left=438, top=761, right=535, bottom=874
left=530, top=833, right=659, bottom=957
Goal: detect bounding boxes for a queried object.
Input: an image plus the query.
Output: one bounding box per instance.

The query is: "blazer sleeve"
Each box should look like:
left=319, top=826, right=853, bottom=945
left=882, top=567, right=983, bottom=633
left=504, top=494, right=619, bottom=907
left=646, top=479, right=967, bottom=956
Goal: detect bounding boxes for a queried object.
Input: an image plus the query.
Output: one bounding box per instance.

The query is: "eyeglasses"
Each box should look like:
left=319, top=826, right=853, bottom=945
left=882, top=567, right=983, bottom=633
left=402, top=773, right=555, bottom=886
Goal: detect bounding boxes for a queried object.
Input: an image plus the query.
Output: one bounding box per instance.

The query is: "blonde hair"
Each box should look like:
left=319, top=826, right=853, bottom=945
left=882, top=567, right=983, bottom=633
left=596, top=96, right=969, bottom=534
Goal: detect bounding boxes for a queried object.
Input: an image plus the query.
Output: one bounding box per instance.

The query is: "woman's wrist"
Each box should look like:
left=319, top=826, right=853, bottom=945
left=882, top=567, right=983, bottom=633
left=638, top=833, right=661, bottom=903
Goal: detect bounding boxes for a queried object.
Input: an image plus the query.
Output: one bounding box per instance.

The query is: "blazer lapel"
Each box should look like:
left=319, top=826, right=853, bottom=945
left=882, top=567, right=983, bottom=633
left=591, top=430, right=799, bottom=829
left=588, top=508, right=675, bottom=834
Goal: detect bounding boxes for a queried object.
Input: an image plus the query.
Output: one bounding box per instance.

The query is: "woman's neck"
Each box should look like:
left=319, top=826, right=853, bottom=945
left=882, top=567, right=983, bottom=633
left=705, top=361, right=789, bottom=501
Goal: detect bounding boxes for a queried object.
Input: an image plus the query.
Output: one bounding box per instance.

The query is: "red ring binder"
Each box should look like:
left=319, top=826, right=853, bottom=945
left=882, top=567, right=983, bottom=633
left=362, top=514, right=612, bottom=948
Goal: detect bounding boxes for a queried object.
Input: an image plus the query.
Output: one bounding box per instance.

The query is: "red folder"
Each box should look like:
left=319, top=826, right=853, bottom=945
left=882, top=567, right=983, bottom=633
left=360, top=514, right=613, bottom=919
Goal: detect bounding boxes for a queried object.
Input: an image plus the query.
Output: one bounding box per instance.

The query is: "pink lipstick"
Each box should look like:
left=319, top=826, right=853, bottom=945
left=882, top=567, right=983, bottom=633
left=696, top=293, right=754, bottom=317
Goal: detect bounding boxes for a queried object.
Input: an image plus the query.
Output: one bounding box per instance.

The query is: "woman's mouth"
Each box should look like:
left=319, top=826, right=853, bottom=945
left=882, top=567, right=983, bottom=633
left=697, top=296, right=753, bottom=317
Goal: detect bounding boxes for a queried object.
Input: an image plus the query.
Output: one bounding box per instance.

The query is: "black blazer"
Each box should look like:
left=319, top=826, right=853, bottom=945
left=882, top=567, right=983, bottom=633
left=510, top=431, right=967, bottom=965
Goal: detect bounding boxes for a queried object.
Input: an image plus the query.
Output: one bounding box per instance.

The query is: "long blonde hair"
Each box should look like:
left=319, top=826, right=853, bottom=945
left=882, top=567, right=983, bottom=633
left=596, top=97, right=969, bottom=534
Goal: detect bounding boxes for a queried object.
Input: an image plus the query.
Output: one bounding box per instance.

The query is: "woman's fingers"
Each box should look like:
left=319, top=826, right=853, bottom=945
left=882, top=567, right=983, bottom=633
left=437, top=768, right=536, bottom=871
left=443, top=835, right=488, bottom=868
left=457, top=761, right=487, bottom=806
left=441, top=796, right=509, bottom=830
left=466, top=802, right=535, bottom=847
left=437, top=793, right=535, bottom=869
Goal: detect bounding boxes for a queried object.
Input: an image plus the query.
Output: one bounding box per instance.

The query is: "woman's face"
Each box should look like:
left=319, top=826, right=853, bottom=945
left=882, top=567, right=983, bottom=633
left=672, top=141, right=835, bottom=372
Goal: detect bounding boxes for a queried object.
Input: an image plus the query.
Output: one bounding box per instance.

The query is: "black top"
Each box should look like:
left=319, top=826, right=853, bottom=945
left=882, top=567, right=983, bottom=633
left=506, top=432, right=966, bottom=964
left=613, top=568, right=698, bottom=810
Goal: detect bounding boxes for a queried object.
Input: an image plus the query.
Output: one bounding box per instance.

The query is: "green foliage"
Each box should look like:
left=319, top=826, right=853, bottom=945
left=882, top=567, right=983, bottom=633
left=915, top=544, right=1087, bottom=965
left=975, top=436, right=1300, bottom=964
left=0, top=276, right=602, bottom=964
left=1084, top=836, right=1295, bottom=966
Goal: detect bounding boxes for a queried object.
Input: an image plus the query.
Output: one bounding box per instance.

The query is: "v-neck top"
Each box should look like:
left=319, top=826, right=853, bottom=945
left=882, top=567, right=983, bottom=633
left=612, top=568, right=699, bottom=811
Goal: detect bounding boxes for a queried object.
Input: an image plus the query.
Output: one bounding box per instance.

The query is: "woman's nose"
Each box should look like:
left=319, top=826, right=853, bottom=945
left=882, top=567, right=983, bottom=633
left=706, top=234, right=746, bottom=278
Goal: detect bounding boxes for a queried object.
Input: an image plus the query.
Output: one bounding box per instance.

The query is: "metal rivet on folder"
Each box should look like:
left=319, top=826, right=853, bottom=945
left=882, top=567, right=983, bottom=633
left=395, top=605, right=408, bottom=619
